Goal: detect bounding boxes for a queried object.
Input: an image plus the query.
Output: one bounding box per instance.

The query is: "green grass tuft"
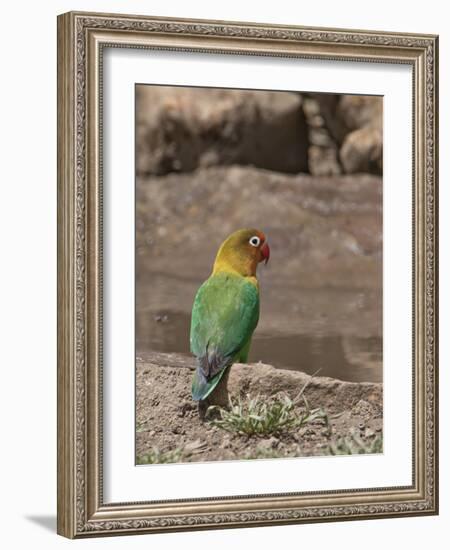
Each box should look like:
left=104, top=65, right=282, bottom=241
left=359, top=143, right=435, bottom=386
left=207, top=392, right=328, bottom=437
left=136, top=447, right=185, bottom=464
left=326, top=432, right=383, bottom=455
left=244, top=447, right=286, bottom=460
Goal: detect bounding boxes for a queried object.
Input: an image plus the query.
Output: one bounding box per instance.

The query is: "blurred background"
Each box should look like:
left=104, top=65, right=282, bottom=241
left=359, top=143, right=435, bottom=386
left=135, top=85, right=382, bottom=382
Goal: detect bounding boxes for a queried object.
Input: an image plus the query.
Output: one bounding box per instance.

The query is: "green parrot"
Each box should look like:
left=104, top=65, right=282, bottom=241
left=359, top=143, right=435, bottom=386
left=190, top=228, right=270, bottom=402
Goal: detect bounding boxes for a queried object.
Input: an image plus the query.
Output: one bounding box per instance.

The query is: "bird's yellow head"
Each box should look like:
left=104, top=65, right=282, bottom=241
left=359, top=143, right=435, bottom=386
left=212, top=228, right=270, bottom=278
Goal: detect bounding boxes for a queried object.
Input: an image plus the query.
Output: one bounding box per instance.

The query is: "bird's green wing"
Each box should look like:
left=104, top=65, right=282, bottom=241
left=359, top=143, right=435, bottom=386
left=190, top=272, right=259, bottom=401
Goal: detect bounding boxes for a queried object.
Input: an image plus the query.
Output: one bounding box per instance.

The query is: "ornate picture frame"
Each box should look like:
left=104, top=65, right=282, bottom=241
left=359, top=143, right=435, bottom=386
left=57, top=11, right=438, bottom=538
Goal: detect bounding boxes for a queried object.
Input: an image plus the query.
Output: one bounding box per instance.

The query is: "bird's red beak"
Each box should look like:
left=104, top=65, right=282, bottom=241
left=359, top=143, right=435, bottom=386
left=260, top=241, right=270, bottom=265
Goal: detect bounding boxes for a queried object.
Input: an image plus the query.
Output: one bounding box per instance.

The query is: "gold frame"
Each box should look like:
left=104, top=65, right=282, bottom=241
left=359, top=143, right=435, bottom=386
left=57, top=11, right=439, bottom=538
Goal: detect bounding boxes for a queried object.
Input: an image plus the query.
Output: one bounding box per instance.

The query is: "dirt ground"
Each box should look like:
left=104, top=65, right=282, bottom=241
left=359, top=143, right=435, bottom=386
left=136, top=352, right=383, bottom=464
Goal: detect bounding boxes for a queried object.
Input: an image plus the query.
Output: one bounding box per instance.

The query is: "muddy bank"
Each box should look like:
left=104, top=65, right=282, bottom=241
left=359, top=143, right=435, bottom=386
left=136, top=352, right=383, bottom=464
left=135, top=166, right=382, bottom=382
left=136, top=306, right=382, bottom=382
left=136, top=166, right=382, bottom=288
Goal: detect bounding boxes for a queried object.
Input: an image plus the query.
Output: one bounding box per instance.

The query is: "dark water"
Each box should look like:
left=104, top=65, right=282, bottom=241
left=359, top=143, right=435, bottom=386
left=136, top=309, right=382, bottom=383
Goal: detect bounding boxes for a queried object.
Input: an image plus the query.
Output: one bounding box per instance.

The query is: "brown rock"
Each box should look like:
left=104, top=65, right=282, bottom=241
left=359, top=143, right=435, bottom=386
left=308, top=144, right=342, bottom=176
left=303, top=96, right=342, bottom=176
left=137, top=351, right=382, bottom=415
left=227, top=361, right=382, bottom=415
left=136, top=86, right=309, bottom=175
left=337, top=95, right=382, bottom=132
left=340, top=126, right=383, bottom=174
left=315, top=94, right=383, bottom=175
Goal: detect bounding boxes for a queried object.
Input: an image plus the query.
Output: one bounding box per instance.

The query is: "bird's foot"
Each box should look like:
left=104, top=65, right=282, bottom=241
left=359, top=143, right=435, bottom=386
left=197, top=400, right=209, bottom=421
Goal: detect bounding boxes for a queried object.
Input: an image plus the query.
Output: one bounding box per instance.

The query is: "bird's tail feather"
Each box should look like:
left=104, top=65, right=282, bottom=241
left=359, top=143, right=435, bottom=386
left=191, top=365, right=228, bottom=402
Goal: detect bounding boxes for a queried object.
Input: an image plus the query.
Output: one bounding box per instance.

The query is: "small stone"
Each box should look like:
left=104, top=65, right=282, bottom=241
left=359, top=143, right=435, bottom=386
left=185, top=440, right=208, bottom=454
left=258, top=436, right=279, bottom=451
left=154, top=314, right=169, bottom=323
left=221, top=436, right=232, bottom=449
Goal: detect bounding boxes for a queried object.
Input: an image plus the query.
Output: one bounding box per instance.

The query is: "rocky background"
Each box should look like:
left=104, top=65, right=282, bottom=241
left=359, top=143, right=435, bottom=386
left=136, top=86, right=382, bottom=178
left=135, top=85, right=383, bottom=386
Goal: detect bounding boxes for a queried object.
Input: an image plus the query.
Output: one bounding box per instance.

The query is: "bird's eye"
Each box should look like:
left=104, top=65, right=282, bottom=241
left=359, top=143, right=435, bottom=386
left=249, top=236, right=261, bottom=247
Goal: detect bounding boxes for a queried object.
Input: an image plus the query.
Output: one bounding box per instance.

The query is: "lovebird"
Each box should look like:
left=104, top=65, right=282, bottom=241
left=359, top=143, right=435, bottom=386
left=190, top=228, right=270, bottom=402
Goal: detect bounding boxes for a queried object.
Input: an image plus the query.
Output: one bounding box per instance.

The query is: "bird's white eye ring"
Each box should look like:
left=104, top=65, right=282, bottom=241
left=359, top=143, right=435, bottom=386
left=249, top=236, right=261, bottom=247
